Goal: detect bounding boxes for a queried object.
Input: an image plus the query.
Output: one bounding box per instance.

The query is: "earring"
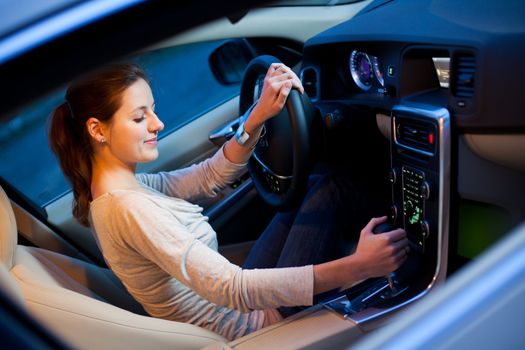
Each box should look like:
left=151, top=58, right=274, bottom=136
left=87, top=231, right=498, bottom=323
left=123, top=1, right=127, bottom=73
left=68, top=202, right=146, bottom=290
left=100, top=138, right=105, bottom=143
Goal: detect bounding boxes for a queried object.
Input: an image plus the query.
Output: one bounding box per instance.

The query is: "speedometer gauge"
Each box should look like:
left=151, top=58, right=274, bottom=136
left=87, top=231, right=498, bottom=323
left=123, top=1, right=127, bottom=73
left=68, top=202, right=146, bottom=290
left=371, top=55, right=384, bottom=87
left=349, top=50, right=373, bottom=91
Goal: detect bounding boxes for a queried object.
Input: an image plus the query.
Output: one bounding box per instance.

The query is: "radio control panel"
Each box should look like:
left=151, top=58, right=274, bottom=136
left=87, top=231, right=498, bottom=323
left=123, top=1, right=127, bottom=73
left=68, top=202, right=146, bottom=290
left=390, top=105, right=450, bottom=260
left=402, top=166, right=428, bottom=249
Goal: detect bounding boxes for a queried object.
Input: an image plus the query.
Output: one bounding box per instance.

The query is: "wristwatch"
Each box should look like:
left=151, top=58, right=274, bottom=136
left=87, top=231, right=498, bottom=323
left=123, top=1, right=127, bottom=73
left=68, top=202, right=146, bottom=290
left=235, top=102, right=257, bottom=146
left=235, top=121, right=251, bottom=146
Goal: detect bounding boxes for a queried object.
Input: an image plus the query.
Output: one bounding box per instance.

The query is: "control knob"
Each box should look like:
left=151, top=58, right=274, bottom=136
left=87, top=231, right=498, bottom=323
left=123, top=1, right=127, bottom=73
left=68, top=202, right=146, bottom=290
left=389, top=168, right=399, bottom=185
left=421, top=220, right=430, bottom=238
left=390, top=204, right=400, bottom=223
left=420, top=180, right=432, bottom=200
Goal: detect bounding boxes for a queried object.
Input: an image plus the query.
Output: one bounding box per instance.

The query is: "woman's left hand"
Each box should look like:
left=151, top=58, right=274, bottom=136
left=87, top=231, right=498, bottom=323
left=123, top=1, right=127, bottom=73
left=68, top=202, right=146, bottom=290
left=224, top=63, right=304, bottom=163
left=248, top=63, right=304, bottom=127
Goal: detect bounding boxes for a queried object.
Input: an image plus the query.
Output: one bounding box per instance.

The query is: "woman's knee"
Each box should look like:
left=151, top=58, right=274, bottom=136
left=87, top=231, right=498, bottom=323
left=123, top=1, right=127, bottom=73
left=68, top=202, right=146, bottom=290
left=305, top=172, right=354, bottom=207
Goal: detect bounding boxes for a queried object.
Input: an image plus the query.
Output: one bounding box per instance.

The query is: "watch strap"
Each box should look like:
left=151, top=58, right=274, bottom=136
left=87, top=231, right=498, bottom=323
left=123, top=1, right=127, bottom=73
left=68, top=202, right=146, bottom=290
left=235, top=121, right=251, bottom=145
left=235, top=102, right=258, bottom=146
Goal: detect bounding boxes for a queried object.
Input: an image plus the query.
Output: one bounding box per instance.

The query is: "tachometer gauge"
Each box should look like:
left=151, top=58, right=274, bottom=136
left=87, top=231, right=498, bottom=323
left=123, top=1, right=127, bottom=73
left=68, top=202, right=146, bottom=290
left=371, top=55, right=384, bottom=87
left=349, top=50, right=373, bottom=91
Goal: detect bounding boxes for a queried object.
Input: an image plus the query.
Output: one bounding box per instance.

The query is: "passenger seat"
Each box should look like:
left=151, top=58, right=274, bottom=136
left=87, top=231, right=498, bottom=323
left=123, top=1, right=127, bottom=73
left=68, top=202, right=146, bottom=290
left=0, top=186, right=226, bottom=350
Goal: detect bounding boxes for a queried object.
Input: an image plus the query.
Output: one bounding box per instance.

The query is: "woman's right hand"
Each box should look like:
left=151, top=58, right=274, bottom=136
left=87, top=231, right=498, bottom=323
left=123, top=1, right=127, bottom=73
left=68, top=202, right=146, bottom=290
left=313, top=216, right=409, bottom=295
left=353, top=216, right=409, bottom=279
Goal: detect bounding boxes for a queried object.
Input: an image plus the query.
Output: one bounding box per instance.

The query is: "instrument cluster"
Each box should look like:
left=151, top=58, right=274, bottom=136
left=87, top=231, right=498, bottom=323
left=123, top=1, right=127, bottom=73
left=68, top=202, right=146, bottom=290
left=349, top=50, right=386, bottom=94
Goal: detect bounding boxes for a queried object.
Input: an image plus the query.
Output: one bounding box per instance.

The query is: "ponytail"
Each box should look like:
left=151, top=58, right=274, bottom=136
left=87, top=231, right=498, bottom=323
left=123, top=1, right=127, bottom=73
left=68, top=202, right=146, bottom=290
left=49, top=102, right=94, bottom=226
left=48, top=63, right=147, bottom=227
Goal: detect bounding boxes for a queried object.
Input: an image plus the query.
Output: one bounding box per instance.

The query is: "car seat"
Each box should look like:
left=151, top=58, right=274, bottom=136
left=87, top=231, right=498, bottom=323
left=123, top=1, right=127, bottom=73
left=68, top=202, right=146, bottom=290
left=0, top=185, right=226, bottom=350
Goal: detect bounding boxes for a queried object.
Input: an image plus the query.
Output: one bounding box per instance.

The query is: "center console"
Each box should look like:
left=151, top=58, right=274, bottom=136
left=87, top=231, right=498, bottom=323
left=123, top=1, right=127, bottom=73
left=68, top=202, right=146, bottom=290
left=322, top=104, right=451, bottom=327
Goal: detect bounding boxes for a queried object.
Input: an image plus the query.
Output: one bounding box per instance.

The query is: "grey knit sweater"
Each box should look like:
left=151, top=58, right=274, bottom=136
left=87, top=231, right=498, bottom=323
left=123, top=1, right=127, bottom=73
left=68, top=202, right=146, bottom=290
left=89, top=147, right=313, bottom=340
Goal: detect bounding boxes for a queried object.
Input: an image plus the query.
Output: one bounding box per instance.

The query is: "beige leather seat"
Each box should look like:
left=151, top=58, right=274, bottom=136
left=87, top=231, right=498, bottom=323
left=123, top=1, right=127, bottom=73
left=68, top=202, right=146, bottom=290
left=0, top=186, right=226, bottom=350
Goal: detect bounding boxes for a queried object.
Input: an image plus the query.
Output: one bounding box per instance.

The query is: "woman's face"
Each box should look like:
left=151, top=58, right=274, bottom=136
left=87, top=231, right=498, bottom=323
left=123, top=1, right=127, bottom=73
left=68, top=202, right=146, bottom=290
left=103, top=78, right=164, bottom=167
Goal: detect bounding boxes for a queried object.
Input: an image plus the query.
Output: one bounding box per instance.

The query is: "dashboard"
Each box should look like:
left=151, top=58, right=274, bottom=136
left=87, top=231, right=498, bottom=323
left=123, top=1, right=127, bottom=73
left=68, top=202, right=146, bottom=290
left=298, top=0, right=525, bottom=326
left=348, top=49, right=449, bottom=94
left=301, top=0, right=525, bottom=129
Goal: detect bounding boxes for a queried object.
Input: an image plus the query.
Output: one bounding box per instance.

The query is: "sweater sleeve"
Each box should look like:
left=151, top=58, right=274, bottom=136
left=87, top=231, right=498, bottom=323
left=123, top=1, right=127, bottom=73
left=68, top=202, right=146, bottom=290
left=136, top=145, right=246, bottom=201
left=107, top=192, right=314, bottom=312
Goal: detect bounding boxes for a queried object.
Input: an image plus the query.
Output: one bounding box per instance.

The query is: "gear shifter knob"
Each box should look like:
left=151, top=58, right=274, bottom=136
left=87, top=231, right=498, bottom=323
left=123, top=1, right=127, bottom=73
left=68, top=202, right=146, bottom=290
left=372, top=222, right=396, bottom=235
left=372, top=221, right=398, bottom=292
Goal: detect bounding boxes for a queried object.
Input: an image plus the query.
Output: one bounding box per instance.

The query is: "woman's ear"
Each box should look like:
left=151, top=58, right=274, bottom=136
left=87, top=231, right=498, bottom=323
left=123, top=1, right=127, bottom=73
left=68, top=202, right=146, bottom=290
left=86, top=117, right=107, bottom=144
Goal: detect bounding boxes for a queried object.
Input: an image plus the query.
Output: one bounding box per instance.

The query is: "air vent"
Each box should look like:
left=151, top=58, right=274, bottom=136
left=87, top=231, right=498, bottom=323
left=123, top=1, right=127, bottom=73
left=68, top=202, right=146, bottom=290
left=300, top=67, right=319, bottom=100
left=452, top=55, right=475, bottom=98
left=395, top=118, right=437, bottom=154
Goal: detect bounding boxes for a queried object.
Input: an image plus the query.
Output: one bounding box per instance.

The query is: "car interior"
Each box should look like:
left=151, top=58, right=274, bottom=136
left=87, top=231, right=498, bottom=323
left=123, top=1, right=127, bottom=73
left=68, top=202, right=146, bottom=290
left=1, top=0, right=525, bottom=349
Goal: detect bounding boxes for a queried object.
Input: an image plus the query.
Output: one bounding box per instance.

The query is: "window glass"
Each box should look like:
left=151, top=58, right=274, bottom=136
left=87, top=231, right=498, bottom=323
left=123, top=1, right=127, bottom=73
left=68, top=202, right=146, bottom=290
left=269, top=0, right=364, bottom=6
left=0, top=0, right=83, bottom=37
left=0, top=40, right=241, bottom=207
left=133, top=40, right=241, bottom=137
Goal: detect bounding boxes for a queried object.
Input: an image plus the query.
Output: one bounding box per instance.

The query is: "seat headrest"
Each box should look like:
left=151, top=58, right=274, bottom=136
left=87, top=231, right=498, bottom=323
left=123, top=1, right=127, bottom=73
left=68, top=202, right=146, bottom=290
left=0, top=186, right=17, bottom=270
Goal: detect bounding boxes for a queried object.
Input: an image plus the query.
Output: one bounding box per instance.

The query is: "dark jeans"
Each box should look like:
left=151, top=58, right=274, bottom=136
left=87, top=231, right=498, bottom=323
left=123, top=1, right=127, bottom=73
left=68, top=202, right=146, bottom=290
left=242, top=172, right=389, bottom=317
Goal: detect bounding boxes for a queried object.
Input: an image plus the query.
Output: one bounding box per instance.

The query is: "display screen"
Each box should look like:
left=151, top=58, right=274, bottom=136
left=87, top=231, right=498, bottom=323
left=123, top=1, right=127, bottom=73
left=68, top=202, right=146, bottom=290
left=432, top=57, right=450, bottom=88
left=402, top=166, right=426, bottom=248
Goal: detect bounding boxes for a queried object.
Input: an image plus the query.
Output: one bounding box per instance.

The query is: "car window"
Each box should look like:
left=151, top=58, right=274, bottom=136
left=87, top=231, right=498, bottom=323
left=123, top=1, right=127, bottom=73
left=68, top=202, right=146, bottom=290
left=270, top=0, right=364, bottom=5
left=0, top=39, right=241, bottom=207
left=133, top=40, right=242, bottom=136
left=0, top=0, right=82, bottom=37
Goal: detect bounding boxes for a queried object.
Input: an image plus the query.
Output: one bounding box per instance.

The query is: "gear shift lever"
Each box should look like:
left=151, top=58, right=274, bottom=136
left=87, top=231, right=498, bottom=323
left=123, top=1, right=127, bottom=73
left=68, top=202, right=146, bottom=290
left=372, top=222, right=399, bottom=293
left=325, top=221, right=412, bottom=315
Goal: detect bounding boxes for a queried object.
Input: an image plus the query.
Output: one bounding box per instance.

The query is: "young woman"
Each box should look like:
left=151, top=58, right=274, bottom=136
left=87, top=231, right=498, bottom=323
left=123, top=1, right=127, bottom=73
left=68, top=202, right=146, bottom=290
left=49, top=62, right=408, bottom=340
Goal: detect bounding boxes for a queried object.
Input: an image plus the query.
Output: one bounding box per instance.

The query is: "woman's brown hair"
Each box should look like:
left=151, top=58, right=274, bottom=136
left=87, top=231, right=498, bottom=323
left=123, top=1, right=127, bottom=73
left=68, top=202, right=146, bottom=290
left=48, top=63, right=148, bottom=226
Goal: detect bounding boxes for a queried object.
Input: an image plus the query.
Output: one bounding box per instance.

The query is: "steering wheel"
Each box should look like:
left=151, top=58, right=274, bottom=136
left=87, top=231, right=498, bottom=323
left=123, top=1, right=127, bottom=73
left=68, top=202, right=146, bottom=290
left=240, top=55, right=317, bottom=210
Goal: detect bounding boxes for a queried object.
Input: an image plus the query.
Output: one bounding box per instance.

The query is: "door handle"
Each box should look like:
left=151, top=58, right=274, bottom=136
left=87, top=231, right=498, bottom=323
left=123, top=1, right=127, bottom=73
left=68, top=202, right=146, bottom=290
left=209, top=117, right=241, bottom=147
